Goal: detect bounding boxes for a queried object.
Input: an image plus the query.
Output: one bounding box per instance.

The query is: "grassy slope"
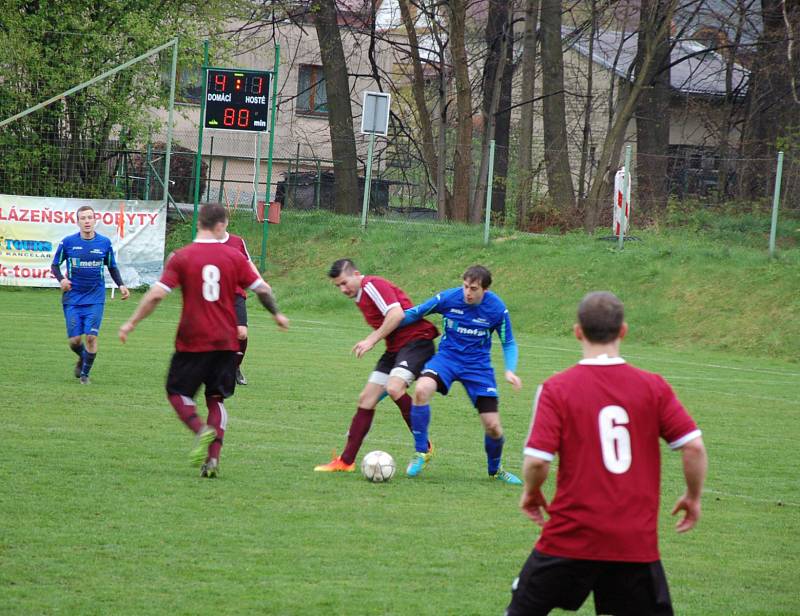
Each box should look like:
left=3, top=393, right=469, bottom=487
left=221, top=210, right=800, bottom=362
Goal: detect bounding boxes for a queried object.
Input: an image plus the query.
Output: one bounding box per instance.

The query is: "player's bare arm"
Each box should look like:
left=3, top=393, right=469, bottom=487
left=672, top=435, right=707, bottom=533
left=118, top=284, right=168, bottom=343
left=353, top=305, right=404, bottom=358
left=520, top=455, right=550, bottom=526
left=505, top=370, right=523, bottom=390
left=253, top=281, right=289, bottom=330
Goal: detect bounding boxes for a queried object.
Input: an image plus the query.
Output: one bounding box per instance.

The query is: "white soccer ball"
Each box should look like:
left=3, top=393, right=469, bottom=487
left=361, top=450, right=396, bottom=483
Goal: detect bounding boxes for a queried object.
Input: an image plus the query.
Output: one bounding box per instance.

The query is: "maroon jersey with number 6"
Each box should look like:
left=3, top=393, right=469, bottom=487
left=525, top=355, right=701, bottom=562
left=356, top=275, right=438, bottom=353
left=157, top=239, right=261, bottom=352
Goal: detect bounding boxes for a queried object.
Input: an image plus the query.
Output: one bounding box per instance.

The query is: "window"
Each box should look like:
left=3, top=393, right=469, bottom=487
left=297, top=65, right=328, bottom=114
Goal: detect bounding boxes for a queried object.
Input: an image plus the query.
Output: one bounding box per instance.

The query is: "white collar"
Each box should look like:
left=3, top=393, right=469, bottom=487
left=578, top=354, right=626, bottom=366
left=193, top=237, right=220, bottom=244
left=220, top=232, right=230, bottom=242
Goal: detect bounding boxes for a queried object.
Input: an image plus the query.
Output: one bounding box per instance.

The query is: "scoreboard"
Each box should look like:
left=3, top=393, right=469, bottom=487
left=204, top=68, right=271, bottom=132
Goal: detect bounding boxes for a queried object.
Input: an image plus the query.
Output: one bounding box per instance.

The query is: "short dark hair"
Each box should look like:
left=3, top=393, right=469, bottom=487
left=328, top=258, right=357, bottom=278
left=463, top=265, right=492, bottom=289
left=76, top=205, right=95, bottom=217
left=577, top=291, right=624, bottom=343
left=198, top=203, right=228, bottom=230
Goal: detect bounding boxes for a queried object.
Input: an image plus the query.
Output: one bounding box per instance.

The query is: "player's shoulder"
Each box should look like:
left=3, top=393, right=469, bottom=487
left=61, top=231, right=81, bottom=245
left=439, top=286, right=462, bottom=302
left=362, top=274, right=391, bottom=287
left=484, top=290, right=506, bottom=309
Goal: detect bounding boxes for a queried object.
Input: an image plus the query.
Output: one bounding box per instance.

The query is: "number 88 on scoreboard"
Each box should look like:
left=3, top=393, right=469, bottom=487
left=204, top=68, right=271, bottom=132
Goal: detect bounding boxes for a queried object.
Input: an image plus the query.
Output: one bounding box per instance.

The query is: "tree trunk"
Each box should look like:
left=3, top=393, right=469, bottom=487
left=397, top=0, right=440, bottom=193
left=739, top=0, right=800, bottom=200
left=448, top=0, right=472, bottom=222
left=492, top=13, right=514, bottom=222
left=577, top=0, right=597, bottom=206
left=312, top=0, right=360, bottom=214
left=473, top=0, right=511, bottom=223
left=635, top=0, right=671, bottom=215
left=540, top=0, right=575, bottom=208
left=515, top=0, right=541, bottom=231
left=584, top=1, right=677, bottom=231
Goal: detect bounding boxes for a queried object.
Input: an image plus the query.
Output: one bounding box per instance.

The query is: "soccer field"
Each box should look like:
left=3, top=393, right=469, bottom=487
left=2, top=288, right=799, bottom=615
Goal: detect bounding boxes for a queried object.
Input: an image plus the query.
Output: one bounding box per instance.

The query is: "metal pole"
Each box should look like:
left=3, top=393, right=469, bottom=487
left=618, top=144, right=632, bottom=251
left=192, top=41, right=209, bottom=239
left=0, top=39, right=178, bottom=128
left=769, top=150, right=785, bottom=258
left=260, top=44, right=280, bottom=272
left=361, top=132, right=376, bottom=229
left=163, top=39, right=179, bottom=218
left=315, top=158, right=321, bottom=209
left=484, top=140, right=496, bottom=245
left=206, top=135, right=214, bottom=202
left=253, top=131, right=262, bottom=213
left=144, top=141, right=152, bottom=200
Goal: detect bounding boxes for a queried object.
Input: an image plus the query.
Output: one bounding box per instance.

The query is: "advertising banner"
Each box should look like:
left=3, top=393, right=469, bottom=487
left=0, top=195, right=167, bottom=288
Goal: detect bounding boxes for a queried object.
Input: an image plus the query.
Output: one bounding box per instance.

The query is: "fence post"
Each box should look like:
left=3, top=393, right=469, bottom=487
left=361, top=132, right=376, bottom=229
left=618, top=144, right=632, bottom=251
left=769, top=151, right=785, bottom=258
left=484, top=140, right=496, bottom=246
left=192, top=40, right=209, bottom=239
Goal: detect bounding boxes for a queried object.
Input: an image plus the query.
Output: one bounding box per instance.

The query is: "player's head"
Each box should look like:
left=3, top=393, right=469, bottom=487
left=328, top=258, right=361, bottom=297
left=462, top=265, right=492, bottom=304
left=576, top=291, right=627, bottom=343
left=198, top=203, right=229, bottom=237
left=76, top=206, right=96, bottom=235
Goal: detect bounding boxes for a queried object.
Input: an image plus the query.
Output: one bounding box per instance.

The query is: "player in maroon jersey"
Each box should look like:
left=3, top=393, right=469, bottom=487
left=506, top=291, right=707, bottom=616
left=220, top=231, right=259, bottom=385
left=118, top=203, right=289, bottom=478
left=314, top=258, right=438, bottom=472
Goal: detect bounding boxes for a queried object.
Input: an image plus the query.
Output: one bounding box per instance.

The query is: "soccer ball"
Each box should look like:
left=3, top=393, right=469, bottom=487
left=361, top=450, right=396, bottom=483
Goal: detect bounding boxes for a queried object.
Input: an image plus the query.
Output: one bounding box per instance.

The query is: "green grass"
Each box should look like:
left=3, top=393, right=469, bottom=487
left=2, top=211, right=799, bottom=613
left=220, top=209, right=800, bottom=361
left=1, top=285, right=798, bottom=615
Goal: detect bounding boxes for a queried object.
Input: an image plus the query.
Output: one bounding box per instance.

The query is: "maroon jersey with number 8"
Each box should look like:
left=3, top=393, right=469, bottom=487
left=157, top=239, right=261, bottom=352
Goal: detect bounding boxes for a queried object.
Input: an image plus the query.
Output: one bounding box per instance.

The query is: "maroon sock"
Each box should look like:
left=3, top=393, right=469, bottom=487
left=341, top=407, right=375, bottom=464
left=205, top=396, right=227, bottom=460
left=168, top=393, right=203, bottom=433
left=236, top=338, right=248, bottom=368
left=394, top=393, right=413, bottom=430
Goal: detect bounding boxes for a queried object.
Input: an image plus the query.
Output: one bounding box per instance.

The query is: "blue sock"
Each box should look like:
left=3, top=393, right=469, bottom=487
left=411, top=404, right=431, bottom=453
left=81, top=351, right=97, bottom=376
left=485, top=435, right=505, bottom=475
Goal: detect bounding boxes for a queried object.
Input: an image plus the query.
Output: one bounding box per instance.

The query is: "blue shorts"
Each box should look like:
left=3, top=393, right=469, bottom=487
left=420, top=353, right=498, bottom=408
left=63, top=303, right=105, bottom=338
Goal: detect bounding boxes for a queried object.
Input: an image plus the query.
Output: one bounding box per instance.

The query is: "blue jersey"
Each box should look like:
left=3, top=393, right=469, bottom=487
left=52, top=232, right=117, bottom=305
left=403, top=287, right=518, bottom=371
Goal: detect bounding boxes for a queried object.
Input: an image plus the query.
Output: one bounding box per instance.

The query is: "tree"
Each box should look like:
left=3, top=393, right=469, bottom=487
left=540, top=0, right=576, bottom=209
left=515, top=0, right=541, bottom=230
left=0, top=1, right=232, bottom=198
left=311, top=0, right=360, bottom=214
left=448, top=0, right=473, bottom=222
left=739, top=0, right=800, bottom=199
left=473, top=0, right=513, bottom=222
left=635, top=0, right=672, bottom=214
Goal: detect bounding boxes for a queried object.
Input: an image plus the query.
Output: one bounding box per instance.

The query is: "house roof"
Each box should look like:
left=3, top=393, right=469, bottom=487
left=566, top=28, right=749, bottom=96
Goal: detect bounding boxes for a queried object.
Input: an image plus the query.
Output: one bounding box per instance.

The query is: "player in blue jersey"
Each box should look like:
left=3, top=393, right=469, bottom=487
left=400, top=265, right=523, bottom=484
left=51, top=205, right=129, bottom=384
